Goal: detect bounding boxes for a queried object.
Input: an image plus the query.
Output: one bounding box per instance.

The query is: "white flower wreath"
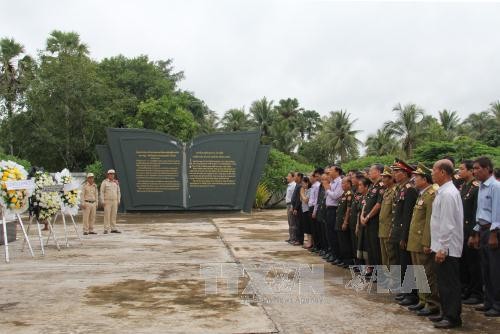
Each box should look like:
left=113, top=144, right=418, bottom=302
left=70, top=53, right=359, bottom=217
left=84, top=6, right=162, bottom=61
left=55, top=168, right=81, bottom=216
left=0, top=160, right=31, bottom=216
left=32, top=172, right=61, bottom=221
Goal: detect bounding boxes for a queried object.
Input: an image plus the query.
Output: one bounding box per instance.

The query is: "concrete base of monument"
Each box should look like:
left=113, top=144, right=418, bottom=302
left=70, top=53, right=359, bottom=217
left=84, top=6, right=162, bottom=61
left=0, top=211, right=497, bottom=333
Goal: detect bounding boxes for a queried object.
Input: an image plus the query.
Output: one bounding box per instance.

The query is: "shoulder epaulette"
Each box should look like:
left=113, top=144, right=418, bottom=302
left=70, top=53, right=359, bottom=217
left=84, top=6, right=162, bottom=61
left=405, top=183, right=412, bottom=189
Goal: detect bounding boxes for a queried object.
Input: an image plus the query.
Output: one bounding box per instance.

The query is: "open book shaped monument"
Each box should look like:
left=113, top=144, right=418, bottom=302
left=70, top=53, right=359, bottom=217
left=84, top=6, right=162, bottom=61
left=97, top=128, right=270, bottom=213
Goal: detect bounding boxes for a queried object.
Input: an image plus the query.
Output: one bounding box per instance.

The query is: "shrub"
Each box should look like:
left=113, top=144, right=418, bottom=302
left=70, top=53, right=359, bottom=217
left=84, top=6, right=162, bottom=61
left=254, top=183, right=270, bottom=209
left=84, top=161, right=105, bottom=185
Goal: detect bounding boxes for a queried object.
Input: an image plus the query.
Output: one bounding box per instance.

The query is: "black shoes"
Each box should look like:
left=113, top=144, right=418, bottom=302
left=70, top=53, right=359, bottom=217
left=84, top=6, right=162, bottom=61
left=485, top=309, right=500, bottom=317
left=428, top=315, right=443, bottom=322
left=474, top=305, right=490, bottom=312
left=111, top=230, right=122, bottom=233
left=462, top=296, right=483, bottom=305
left=83, top=232, right=88, bottom=235
left=433, top=319, right=462, bottom=329
left=399, top=297, right=419, bottom=306
left=417, top=308, right=439, bottom=317
left=408, top=303, right=424, bottom=311
left=89, top=231, right=97, bottom=235
left=394, top=293, right=405, bottom=301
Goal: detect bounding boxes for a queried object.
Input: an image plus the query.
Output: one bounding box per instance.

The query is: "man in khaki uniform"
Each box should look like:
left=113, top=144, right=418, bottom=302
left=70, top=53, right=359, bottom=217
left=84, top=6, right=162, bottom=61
left=100, top=169, right=121, bottom=234
left=81, top=173, right=98, bottom=235
left=407, top=163, right=439, bottom=316
left=379, top=166, right=398, bottom=267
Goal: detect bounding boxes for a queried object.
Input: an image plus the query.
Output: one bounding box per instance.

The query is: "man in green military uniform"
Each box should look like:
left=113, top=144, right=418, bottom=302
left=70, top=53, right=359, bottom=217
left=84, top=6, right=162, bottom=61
left=360, top=164, right=385, bottom=268
left=349, top=173, right=364, bottom=266
left=390, top=158, right=419, bottom=306
left=379, top=166, right=397, bottom=267
left=407, top=163, right=440, bottom=316
left=336, top=177, right=354, bottom=267
left=458, top=159, right=483, bottom=305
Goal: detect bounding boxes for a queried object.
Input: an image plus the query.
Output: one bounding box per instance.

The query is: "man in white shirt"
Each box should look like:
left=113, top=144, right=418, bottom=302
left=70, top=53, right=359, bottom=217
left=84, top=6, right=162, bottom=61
left=285, top=172, right=296, bottom=244
left=430, top=160, right=464, bottom=329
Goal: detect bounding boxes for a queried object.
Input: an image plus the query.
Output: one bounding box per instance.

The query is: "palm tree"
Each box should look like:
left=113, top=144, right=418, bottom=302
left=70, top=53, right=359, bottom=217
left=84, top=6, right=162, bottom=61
left=320, top=110, right=361, bottom=163
left=384, top=103, right=425, bottom=158
left=0, top=38, right=33, bottom=154
left=365, top=127, right=399, bottom=156
left=438, top=109, right=460, bottom=140
left=274, top=98, right=301, bottom=120
left=46, top=30, right=89, bottom=57
left=220, top=108, right=250, bottom=131
left=297, top=109, right=321, bottom=140
left=270, top=119, right=298, bottom=153
left=249, top=97, right=275, bottom=140
left=461, top=111, right=493, bottom=139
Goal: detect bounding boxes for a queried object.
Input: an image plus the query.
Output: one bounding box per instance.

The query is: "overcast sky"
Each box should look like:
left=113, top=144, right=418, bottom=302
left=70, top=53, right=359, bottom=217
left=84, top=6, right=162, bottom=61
left=2, top=0, right=500, bottom=141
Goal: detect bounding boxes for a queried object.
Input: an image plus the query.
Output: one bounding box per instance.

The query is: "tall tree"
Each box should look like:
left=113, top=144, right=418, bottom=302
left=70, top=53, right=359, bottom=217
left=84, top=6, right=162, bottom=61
left=220, top=108, right=251, bottom=132
left=249, top=97, right=275, bottom=143
left=297, top=109, right=321, bottom=140
left=270, top=119, right=298, bottom=154
left=438, top=109, right=460, bottom=132
left=274, top=98, right=301, bottom=120
left=384, top=103, right=425, bottom=158
left=365, top=127, right=399, bottom=156
left=319, top=110, right=361, bottom=163
left=0, top=38, right=34, bottom=154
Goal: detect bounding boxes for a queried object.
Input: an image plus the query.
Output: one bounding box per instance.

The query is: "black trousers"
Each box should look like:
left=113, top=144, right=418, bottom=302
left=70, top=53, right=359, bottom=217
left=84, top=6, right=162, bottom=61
left=296, top=209, right=304, bottom=243
left=393, top=242, right=417, bottom=298
left=349, top=224, right=359, bottom=263
left=366, top=218, right=382, bottom=266
left=338, top=229, right=353, bottom=264
left=480, top=229, right=500, bottom=311
left=460, top=239, right=483, bottom=299
left=320, top=217, right=328, bottom=251
left=326, top=206, right=339, bottom=257
left=434, top=255, right=462, bottom=324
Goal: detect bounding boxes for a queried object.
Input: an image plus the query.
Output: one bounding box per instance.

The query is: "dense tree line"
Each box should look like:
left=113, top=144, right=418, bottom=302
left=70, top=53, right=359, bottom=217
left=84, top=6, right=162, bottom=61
left=1, top=31, right=499, bottom=173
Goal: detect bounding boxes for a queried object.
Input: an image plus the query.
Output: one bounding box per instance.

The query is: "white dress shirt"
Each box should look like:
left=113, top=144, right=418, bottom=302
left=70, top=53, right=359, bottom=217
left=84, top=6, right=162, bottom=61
left=325, top=176, right=343, bottom=207
left=285, top=181, right=296, bottom=204
left=430, top=180, right=464, bottom=257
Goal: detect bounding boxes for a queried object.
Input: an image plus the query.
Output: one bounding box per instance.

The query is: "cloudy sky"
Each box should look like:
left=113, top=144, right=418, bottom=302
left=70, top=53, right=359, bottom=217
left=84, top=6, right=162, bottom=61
left=2, top=0, right=500, bottom=141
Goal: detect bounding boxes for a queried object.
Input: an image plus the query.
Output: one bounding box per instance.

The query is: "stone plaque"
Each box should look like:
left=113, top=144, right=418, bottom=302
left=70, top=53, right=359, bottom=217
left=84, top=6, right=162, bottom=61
left=97, top=128, right=269, bottom=212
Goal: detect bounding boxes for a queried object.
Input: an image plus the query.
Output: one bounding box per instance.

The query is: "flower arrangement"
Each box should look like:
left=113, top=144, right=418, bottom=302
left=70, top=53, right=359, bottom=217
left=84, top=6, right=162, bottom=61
left=31, top=171, right=61, bottom=221
left=0, top=160, right=30, bottom=215
left=55, top=168, right=80, bottom=215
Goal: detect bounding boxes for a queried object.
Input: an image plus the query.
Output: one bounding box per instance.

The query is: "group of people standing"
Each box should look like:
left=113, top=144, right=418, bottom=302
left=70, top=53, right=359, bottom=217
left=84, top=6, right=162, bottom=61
left=285, top=156, right=500, bottom=329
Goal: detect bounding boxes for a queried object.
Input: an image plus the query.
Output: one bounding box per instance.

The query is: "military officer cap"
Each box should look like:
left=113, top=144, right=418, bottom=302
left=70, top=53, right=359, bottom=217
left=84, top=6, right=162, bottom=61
left=107, top=169, right=116, bottom=174
left=391, top=158, right=415, bottom=174
left=381, top=166, right=393, bottom=177
left=86, top=172, right=94, bottom=178
left=412, top=162, right=432, bottom=178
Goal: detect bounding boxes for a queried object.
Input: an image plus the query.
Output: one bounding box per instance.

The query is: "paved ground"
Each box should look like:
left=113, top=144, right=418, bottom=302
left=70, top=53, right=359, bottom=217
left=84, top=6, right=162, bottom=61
left=1, top=210, right=499, bottom=333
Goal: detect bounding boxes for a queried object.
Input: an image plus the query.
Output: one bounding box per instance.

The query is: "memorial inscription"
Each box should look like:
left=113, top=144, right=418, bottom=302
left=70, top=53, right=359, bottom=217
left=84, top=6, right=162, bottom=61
left=188, top=151, right=237, bottom=188
left=136, top=150, right=181, bottom=192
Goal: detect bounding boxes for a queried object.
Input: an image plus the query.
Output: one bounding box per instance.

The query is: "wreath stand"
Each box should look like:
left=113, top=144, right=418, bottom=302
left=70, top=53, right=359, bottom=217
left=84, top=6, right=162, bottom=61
left=22, top=215, right=61, bottom=254
left=2, top=212, right=35, bottom=263
left=49, top=209, right=82, bottom=248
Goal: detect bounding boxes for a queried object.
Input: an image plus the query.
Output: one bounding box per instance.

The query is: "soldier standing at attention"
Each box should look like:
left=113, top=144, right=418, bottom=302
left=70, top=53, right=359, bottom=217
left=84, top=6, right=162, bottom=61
left=379, top=166, right=397, bottom=267
left=390, top=158, right=419, bottom=306
left=458, top=160, right=483, bottom=305
left=100, top=169, right=121, bottom=234
left=81, top=173, right=98, bottom=235
left=360, top=164, right=384, bottom=269
left=349, top=172, right=364, bottom=266
left=406, top=163, right=439, bottom=317
left=335, top=177, right=353, bottom=268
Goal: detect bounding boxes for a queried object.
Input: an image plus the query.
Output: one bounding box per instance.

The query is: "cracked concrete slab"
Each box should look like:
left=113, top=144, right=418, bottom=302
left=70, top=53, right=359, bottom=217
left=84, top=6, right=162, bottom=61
left=1, top=210, right=499, bottom=333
